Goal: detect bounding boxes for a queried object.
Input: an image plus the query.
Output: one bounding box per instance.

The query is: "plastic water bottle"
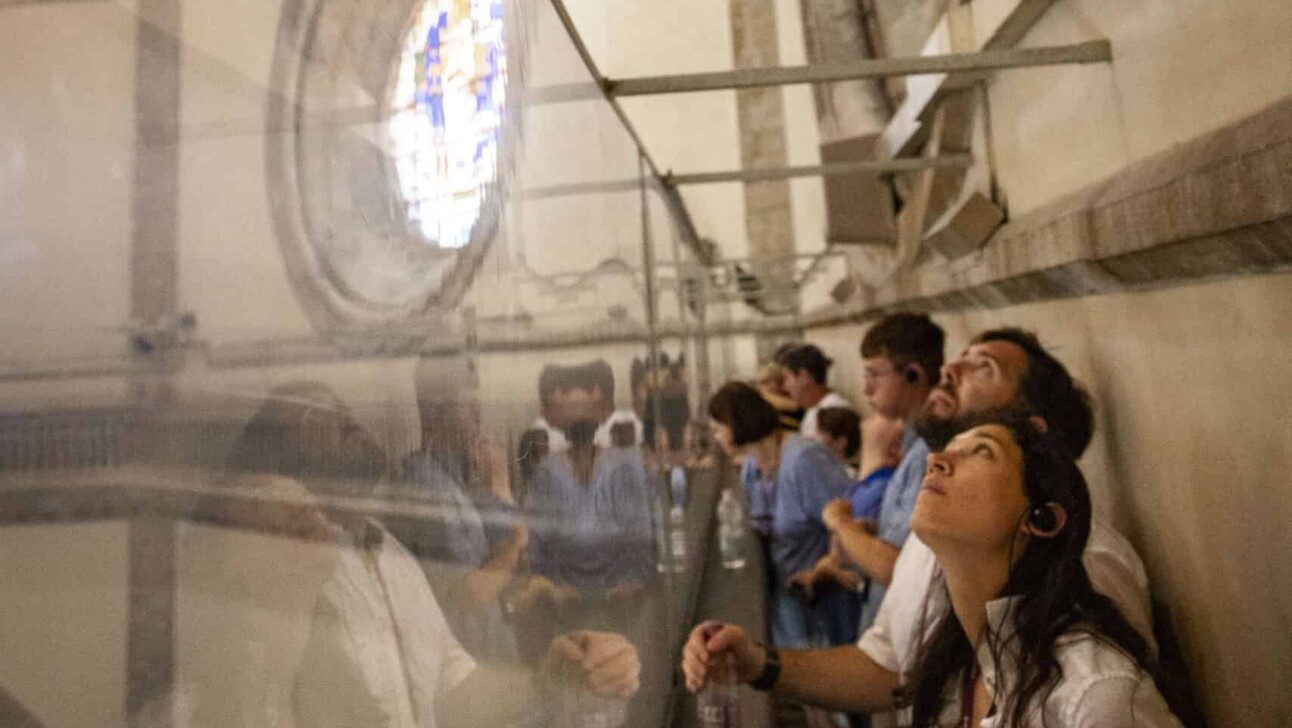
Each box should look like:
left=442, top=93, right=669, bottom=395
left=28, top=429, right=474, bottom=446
left=553, top=679, right=628, bottom=728
left=717, top=489, right=747, bottom=570
left=670, top=465, right=688, bottom=507
left=654, top=492, right=672, bottom=573
left=669, top=504, right=688, bottom=573
left=697, top=651, right=741, bottom=727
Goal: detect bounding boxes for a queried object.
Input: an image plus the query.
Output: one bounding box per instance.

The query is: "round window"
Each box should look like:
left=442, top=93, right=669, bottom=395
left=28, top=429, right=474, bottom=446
left=266, top=0, right=512, bottom=330
left=389, top=0, right=507, bottom=250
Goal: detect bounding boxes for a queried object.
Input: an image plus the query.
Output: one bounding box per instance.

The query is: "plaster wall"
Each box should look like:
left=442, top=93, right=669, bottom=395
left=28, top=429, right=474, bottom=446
left=985, top=0, right=1292, bottom=216
left=807, top=271, right=1292, bottom=726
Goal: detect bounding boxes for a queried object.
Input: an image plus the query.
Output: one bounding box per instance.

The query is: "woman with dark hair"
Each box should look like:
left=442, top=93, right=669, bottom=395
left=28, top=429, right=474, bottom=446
left=905, top=413, right=1179, bottom=726
left=708, top=381, right=855, bottom=652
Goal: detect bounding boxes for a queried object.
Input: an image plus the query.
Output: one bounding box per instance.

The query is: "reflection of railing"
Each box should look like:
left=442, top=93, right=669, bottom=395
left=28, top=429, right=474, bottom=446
left=0, top=409, right=134, bottom=473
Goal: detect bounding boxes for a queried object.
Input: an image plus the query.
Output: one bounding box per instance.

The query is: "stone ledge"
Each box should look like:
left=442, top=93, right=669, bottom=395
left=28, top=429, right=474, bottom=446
left=805, top=94, right=1292, bottom=326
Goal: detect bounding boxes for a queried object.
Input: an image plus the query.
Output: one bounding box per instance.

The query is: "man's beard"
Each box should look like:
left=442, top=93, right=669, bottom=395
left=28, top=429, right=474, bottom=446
left=915, top=402, right=1031, bottom=451
left=914, top=411, right=961, bottom=451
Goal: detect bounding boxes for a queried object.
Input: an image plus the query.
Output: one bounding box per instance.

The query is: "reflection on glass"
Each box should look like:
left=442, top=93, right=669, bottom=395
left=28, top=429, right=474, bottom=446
left=0, top=0, right=728, bottom=725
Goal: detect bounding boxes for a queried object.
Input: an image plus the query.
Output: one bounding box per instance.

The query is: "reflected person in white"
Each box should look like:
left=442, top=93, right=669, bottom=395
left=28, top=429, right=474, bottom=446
left=223, top=382, right=641, bottom=728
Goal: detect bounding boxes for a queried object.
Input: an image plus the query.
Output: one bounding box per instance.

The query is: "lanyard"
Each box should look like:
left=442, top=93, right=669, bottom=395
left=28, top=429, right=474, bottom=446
left=959, top=662, right=979, bottom=728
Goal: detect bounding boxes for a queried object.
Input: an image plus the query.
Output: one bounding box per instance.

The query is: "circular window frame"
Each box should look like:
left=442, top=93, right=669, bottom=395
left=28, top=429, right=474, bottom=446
left=266, top=0, right=515, bottom=332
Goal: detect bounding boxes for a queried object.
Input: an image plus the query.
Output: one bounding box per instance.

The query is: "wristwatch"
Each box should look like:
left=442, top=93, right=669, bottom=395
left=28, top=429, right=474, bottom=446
left=749, top=643, right=781, bottom=692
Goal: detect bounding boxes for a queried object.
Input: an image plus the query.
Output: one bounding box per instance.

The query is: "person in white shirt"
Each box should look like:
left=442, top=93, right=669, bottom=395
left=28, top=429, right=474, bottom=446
left=295, top=517, right=641, bottom=728
left=680, top=328, right=1163, bottom=722
left=777, top=343, right=855, bottom=439
left=220, top=381, right=642, bottom=728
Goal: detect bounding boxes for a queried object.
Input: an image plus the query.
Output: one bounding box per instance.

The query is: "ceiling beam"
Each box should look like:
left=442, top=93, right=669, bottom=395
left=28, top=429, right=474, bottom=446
left=605, top=40, right=1110, bottom=97
left=666, top=154, right=973, bottom=186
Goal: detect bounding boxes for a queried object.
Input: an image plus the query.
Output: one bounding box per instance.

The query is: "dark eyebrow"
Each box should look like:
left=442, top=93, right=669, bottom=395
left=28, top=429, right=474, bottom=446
left=972, top=430, right=1005, bottom=447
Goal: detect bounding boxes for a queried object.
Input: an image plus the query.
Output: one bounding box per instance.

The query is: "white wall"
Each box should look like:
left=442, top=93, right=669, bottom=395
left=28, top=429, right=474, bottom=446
left=987, top=0, right=1292, bottom=216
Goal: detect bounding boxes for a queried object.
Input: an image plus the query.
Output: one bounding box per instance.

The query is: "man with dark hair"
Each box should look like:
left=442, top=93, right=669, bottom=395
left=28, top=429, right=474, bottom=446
left=777, top=344, right=855, bottom=439
left=681, top=328, right=1154, bottom=720
left=533, top=361, right=643, bottom=454
left=810, top=312, right=945, bottom=635
left=921, top=328, right=1093, bottom=456
left=859, top=313, right=945, bottom=392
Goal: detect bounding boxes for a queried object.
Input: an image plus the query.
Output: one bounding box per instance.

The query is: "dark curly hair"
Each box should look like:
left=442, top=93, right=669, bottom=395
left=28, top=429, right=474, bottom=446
left=971, top=328, right=1094, bottom=458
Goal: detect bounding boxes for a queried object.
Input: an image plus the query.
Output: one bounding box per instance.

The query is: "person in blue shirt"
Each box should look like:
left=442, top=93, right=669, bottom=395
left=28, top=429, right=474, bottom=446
left=821, top=313, right=945, bottom=634
left=709, top=381, right=854, bottom=650
left=789, top=411, right=905, bottom=644
left=392, top=356, right=528, bottom=664
left=521, top=368, right=656, bottom=664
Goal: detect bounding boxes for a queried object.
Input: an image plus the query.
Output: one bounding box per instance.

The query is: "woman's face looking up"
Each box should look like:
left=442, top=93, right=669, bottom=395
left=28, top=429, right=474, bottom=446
left=912, top=424, right=1031, bottom=553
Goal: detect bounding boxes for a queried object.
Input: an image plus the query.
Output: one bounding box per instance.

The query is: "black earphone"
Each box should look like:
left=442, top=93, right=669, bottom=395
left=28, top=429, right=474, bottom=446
left=1028, top=504, right=1058, bottom=533
left=903, top=367, right=920, bottom=384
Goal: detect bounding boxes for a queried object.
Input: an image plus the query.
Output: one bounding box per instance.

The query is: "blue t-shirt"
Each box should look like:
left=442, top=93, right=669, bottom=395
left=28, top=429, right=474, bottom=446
left=525, top=447, right=655, bottom=593
left=756, top=436, right=855, bottom=581
left=398, top=452, right=490, bottom=568
left=741, top=458, right=775, bottom=536
left=846, top=466, right=896, bottom=522
left=858, top=433, right=930, bottom=631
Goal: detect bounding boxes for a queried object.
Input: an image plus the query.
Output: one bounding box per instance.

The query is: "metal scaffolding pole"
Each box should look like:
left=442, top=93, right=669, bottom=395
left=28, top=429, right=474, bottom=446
left=666, top=154, right=973, bottom=185
left=605, top=40, right=1112, bottom=96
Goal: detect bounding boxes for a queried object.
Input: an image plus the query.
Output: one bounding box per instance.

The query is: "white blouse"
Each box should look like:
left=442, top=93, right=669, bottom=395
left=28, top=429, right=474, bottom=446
left=858, top=519, right=1157, bottom=679
left=927, top=597, right=1181, bottom=728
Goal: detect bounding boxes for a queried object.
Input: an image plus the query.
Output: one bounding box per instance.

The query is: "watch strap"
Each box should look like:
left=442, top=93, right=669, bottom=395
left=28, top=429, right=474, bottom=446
left=749, top=643, right=781, bottom=692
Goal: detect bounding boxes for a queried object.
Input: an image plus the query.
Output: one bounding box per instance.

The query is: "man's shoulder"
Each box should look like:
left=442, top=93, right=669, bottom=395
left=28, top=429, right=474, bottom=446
left=890, top=437, right=931, bottom=486
left=1083, top=517, right=1155, bottom=651
left=1084, top=517, right=1149, bottom=598
left=790, top=435, right=848, bottom=470
left=782, top=434, right=819, bottom=461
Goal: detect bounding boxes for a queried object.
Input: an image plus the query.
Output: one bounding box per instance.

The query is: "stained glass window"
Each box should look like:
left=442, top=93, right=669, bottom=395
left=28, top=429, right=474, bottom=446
left=390, top=0, right=506, bottom=250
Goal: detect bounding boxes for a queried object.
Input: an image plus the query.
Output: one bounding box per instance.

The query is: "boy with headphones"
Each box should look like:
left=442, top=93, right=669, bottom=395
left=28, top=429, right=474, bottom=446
left=819, top=313, right=945, bottom=633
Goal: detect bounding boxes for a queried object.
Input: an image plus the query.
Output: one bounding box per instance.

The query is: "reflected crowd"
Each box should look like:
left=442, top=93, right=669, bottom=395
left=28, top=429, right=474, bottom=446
left=172, top=351, right=707, bottom=728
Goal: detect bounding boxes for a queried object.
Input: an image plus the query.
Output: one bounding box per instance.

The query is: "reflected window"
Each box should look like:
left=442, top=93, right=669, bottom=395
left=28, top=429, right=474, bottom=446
left=390, top=0, right=507, bottom=250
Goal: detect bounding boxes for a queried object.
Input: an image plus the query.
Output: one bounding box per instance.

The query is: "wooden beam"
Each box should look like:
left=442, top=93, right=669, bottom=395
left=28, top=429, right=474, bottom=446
left=605, top=41, right=1110, bottom=97
left=665, top=155, right=973, bottom=186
